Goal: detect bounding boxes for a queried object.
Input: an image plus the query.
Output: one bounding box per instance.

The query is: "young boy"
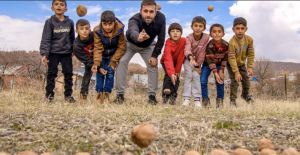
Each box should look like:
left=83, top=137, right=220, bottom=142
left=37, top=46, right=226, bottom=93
left=73, top=19, right=94, bottom=103
left=40, top=0, right=75, bottom=103
left=160, top=23, right=186, bottom=105
left=91, top=10, right=126, bottom=104
left=183, top=16, right=210, bottom=107
left=228, top=17, right=255, bottom=107
left=201, top=23, right=229, bottom=108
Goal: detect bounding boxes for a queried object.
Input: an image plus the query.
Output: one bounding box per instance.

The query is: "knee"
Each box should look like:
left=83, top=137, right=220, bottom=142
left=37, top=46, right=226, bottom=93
left=185, top=73, right=192, bottom=81
left=192, top=72, right=200, bottom=80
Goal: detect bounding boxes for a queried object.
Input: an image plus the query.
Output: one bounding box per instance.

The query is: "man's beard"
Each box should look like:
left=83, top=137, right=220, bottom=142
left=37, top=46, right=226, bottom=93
left=143, top=16, right=154, bottom=24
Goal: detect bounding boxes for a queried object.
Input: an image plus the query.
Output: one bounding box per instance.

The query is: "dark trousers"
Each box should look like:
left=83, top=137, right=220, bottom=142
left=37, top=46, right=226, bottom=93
left=81, top=65, right=93, bottom=94
left=161, top=63, right=180, bottom=99
left=46, top=53, right=73, bottom=98
left=227, top=63, right=250, bottom=100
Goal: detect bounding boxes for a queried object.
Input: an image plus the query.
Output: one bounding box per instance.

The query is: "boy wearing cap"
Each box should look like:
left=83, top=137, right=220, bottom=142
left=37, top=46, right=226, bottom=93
left=160, top=22, right=186, bottom=105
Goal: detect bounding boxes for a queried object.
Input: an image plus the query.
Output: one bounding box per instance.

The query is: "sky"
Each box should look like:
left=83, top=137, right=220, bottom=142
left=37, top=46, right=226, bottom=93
left=0, top=1, right=300, bottom=67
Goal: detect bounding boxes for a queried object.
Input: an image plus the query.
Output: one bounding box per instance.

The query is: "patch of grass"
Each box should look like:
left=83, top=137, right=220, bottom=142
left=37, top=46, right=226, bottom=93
left=213, top=121, right=239, bottom=130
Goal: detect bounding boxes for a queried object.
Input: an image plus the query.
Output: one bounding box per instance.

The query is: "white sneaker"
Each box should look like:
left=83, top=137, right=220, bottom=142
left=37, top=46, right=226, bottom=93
left=182, top=99, right=190, bottom=106
left=194, top=101, right=202, bottom=108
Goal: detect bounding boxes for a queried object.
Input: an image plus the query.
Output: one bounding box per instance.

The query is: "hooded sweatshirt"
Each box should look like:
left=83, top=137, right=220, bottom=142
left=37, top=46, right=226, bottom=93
left=160, top=37, right=186, bottom=78
left=73, top=32, right=94, bottom=68
left=40, top=15, right=75, bottom=57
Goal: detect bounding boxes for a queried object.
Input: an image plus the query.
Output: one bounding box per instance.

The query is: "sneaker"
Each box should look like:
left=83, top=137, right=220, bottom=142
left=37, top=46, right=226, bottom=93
left=103, top=92, right=110, bottom=104
left=216, top=98, right=223, bottom=109
left=113, top=94, right=124, bottom=104
left=169, top=95, right=176, bottom=105
left=182, top=99, right=190, bottom=106
left=241, top=94, right=254, bottom=103
left=202, top=98, right=210, bottom=108
left=65, top=96, right=76, bottom=103
left=45, top=97, right=54, bottom=103
left=96, top=93, right=103, bottom=104
left=162, top=95, right=170, bottom=104
left=148, top=95, right=158, bottom=105
left=230, top=99, right=237, bottom=107
left=163, top=89, right=171, bottom=95
left=194, top=100, right=202, bottom=108
left=80, top=93, right=88, bottom=104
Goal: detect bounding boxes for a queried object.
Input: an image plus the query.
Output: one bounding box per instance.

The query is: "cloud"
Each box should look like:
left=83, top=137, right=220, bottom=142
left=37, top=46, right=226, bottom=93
left=170, top=18, right=180, bottom=23
left=167, top=1, right=183, bottom=4
left=114, top=8, right=120, bottom=12
left=37, top=2, right=51, bottom=11
left=228, top=1, right=300, bottom=62
left=86, top=5, right=102, bottom=16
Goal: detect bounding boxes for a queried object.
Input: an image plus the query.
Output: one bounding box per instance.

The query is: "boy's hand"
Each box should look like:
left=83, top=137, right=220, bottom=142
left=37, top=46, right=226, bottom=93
left=214, top=72, right=224, bottom=84
left=71, top=53, right=74, bottom=57
left=91, top=65, right=98, bottom=73
left=235, top=73, right=242, bottom=82
left=42, top=56, right=49, bottom=65
left=175, top=73, right=180, bottom=77
left=100, top=68, right=107, bottom=75
left=193, top=68, right=202, bottom=74
left=171, top=74, right=177, bottom=85
left=219, top=70, right=224, bottom=80
left=247, top=68, right=254, bottom=80
left=189, top=56, right=199, bottom=67
left=148, top=57, right=158, bottom=67
left=107, top=64, right=116, bottom=71
left=137, top=29, right=150, bottom=42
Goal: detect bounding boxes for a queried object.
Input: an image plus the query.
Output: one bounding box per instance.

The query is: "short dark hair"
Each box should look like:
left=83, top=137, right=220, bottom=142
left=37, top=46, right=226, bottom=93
left=141, top=0, right=156, bottom=9
left=168, top=22, right=183, bottom=35
left=101, top=10, right=116, bottom=23
left=233, top=17, right=247, bottom=27
left=76, top=19, right=90, bottom=29
left=192, top=16, right=206, bottom=27
left=209, top=23, right=224, bottom=33
left=52, top=0, right=67, bottom=7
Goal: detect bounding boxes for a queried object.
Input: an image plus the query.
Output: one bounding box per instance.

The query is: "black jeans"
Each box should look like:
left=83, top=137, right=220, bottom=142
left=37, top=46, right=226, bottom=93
left=81, top=65, right=92, bottom=94
left=46, top=53, right=73, bottom=98
left=161, top=63, right=180, bottom=98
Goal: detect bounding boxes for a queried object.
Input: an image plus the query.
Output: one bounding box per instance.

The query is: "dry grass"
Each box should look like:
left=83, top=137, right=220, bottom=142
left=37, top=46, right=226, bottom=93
left=0, top=86, right=300, bottom=155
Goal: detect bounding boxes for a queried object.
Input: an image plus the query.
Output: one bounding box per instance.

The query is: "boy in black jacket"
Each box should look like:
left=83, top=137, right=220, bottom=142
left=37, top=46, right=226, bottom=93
left=73, top=19, right=94, bottom=103
left=40, top=0, right=75, bottom=103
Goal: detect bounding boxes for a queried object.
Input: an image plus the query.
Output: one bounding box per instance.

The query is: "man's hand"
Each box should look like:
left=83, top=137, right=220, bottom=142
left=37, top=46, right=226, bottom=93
left=42, top=56, right=49, bottom=65
left=219, top=70, right=224, bottom=81
left=189, top=55, right=198, bottom=67
left=137, top=29, right=150, bottom=42
left=71, top=53, right=74, bottom=57
left=235, top=73, right=242, bottom=82
left=91, top=65, right=98, bottom=73
left=148, top=57, right=158, bottom=67
left=214, top=72, right=224, bottom=84
left=100, top=68, right=107, bottom=75
left=247, top=68, right=254, bottom=80
left=171, top=74, right=177, bottom=85
left=193, top=67, right=202, bottom=74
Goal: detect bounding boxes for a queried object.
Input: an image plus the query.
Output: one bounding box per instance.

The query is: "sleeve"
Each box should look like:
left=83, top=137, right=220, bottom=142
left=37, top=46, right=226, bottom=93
left=127, top=18, right=140, bottom=44
left=220, top=50, right=228, bottom=70
left=70, top=20, right=75, bottom=51
left=109, top=31, right=127, bottom=68
left=40, top=20, right=52, bottom=57
left=162, top=44, right=175, bottom=78
left=205, top=44, right=217, bottom=73
left=151, top=19, right=166, bottom=58
left=228, top=42, right=239, bottom=75
left=174, top=45, right=186, bottom=74
left=184, top=36, right=192, bottom=58
left=93, top=28, right=104, bottom=67
left=73, top=44, right=94, bottom=68
left=247, top=38, right=255, bottom=69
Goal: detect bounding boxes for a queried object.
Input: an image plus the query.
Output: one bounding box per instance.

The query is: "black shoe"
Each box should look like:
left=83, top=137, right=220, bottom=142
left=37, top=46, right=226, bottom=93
left=230, top=99, right=237, bottom=107
left=202, top=98, right=210, bottom=108
left=148, top=95, right=158, bottom=105
left=162, top=95, right=170, bottom=104
left=113, top=94, right=124, bottom=104
left=45, top=97, right=54, bottom=103
left=65, top=96, right=76, bottom=103
left=216, top=98, right=223, bottom=109
left=169, top=96, right=176, bottom=105
left=241, top=94, right=254, bottom=103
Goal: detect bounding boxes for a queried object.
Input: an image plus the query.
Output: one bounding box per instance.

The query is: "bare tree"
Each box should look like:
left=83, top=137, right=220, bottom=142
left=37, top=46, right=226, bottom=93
left=253, top=56, right=274, bottom=94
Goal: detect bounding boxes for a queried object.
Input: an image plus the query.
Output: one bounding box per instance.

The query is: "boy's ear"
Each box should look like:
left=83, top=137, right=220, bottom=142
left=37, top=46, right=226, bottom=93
left=65, top=8, right=68, bottom=12
left=51, top=6, right=54, bottom=11
left=209, top=33, right=212, bottom=38
left=75, top=29, right=78, bottom=34
left=222, top=32, right=225, bottom=37
left=232, top=27, right=234, bottom=32
left=245, top=27, right=248, bottom=32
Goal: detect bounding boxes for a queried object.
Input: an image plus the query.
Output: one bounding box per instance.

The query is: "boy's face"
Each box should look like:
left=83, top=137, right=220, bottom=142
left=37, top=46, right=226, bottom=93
left=169, top=29, right=182, bottom=43
left=76, top=24, right=91, bottom=40
left=101, top=21, right=115, bottom=33
left=191, top=22, right=206, bottom=36
left=232, top=24, right=247, bottom=39
left=51, top=1, right=67, bottom=15
left=140, top=5, right=157, bottom=25
left=210, top=27, right=225, bottom=42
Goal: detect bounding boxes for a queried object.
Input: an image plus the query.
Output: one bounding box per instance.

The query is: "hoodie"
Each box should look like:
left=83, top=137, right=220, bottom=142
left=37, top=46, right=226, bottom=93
left=73, top=32, right=94, bottom=68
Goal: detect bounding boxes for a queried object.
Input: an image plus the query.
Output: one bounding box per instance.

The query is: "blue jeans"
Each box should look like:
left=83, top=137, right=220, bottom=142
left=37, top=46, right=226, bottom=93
left=200, top=64, right=224, bottom=99
left=95, top=57, right=115, bottom=93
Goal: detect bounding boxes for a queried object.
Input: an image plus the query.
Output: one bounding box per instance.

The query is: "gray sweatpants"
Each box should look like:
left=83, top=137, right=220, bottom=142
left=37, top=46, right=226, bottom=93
left=183, top=59, right=202, bottom=100
left=115, top=41, right=158, bottom=96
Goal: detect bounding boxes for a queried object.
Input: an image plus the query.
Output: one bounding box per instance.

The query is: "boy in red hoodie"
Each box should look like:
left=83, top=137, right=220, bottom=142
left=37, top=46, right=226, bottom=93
left=160, top=23, right=186, bottom=105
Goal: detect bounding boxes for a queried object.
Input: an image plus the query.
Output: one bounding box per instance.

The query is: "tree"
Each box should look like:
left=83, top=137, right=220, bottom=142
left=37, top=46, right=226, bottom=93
left=253, top=56, right=274, bottom=94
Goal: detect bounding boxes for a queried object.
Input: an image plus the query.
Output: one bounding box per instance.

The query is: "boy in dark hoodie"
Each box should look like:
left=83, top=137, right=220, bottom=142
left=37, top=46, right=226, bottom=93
left=40, top=0, right=75, bottom=103
left=91, top=10, right=126, bottom=104
left=160, top=23, right=186, bottom=105
left=73, top=19, right=94, bottom=103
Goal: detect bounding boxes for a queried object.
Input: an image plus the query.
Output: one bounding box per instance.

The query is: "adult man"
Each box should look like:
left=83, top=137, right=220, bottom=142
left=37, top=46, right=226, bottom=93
left=114, top=0, right=166, bottom=105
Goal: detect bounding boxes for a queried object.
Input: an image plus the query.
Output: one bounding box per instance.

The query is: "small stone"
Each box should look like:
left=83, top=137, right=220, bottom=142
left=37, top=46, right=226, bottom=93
left=259, top=149, right=277, bottom=155
left=92, top=129, right=98, bottom=135
left=231, top=143, right=239, bottom=150
left=184, top=151, right=201, bottom=155
left=257, top=138, right=274, bottom=151
left=17, top=151, right=38, bottom=155
left=131, top=122, right=155, bottom=148
left=209, top=149, right=230, bottom=155
left=232, top=148, right=253, bottom=155
left=0, top=131, right=18, bottom=136
left=281, top=130, right=291, bottom=136
left=282, top=148, right=300, bottom=155
left=257, top=124, right=263, bottom=128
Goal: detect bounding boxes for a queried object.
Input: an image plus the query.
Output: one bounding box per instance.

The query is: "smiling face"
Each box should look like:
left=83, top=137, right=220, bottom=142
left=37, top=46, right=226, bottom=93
left=191, top=22, right=206, bottom=36
left=210, top=26, right=225, bottom=43
left=51, top=1, right=67, bottom=15
left=232, top=24, right=248, bottom=39
left=76, top=24, right=91, bottom=40
left=140, top=5, right=157, bottom=25
left=169, top=29, right=182, bottom=43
